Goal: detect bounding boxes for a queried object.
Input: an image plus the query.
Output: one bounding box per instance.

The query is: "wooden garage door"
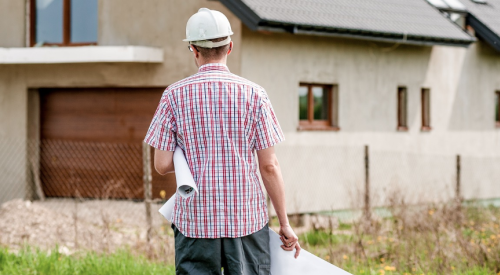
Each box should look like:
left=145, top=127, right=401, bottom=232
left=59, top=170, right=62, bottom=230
left=40, top=88, right=176, bottom=200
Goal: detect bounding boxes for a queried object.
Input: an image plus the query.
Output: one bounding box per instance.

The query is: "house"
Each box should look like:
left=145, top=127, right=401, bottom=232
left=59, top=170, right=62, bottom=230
left=0, top=0, right=499, bottom=213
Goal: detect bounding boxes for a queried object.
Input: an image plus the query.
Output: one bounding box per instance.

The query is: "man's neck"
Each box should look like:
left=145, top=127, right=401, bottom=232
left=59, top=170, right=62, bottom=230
left=197, top=58, right=227, bottom=68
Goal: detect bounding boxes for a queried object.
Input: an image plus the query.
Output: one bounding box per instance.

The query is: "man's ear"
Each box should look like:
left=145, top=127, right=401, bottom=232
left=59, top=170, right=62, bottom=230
left=190, top=45, right=200, bottom=58
left=227, top=41, right=233, bottom=55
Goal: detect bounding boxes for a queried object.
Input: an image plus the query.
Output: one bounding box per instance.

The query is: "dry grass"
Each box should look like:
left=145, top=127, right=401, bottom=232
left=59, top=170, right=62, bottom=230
left=296, top=198, right=500, bottom=275
left=2, top=197, right=500, bottom=274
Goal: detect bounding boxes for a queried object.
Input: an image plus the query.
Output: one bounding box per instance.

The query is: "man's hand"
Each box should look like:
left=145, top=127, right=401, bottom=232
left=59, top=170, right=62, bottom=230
left=279, top=224, right=301, bottom=258
left=257, top=147, right=300, bottom=258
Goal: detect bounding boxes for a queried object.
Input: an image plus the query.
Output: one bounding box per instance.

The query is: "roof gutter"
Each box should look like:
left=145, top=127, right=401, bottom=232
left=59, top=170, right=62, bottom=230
left=467, top=14, right=500, bottom=52
left=258, top=22, right=474, bottom=47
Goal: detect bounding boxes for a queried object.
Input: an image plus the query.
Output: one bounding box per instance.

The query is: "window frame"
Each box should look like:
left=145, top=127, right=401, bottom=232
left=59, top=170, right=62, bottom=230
left=397, top=86, right=408, bottom=131
left=495, top=91, right=500, bottom=128
left=421, top=88, right=432, bottom=131
left=298, top=83, right=339, bottom=131
left=29, top=0, right=97, bottom=47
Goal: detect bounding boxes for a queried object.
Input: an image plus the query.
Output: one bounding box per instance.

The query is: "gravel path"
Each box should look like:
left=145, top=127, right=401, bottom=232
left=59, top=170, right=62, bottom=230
left=0, top=199, right=174, bottom=258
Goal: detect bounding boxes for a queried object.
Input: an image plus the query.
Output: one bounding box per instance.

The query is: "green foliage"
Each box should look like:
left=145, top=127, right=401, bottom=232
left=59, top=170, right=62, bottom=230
left=0, top=247, right=175, bottom=275
left=300, top=230, right=352, bottom=247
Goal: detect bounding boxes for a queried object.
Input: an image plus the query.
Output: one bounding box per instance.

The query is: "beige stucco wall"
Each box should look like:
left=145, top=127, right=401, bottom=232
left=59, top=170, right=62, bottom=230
left=0, top=0, right=242, bottom=204
left=0, top=0, right=25, bottom=47
left=0, top=66, right=28, bottom=204
left=240, top=28, right=500, bottom=213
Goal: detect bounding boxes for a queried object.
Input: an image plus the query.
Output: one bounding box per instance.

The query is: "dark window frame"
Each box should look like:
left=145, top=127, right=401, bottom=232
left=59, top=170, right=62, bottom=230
left=496, top=91, right=500, bottom=128
left=397, top=86, right=408, bottom=131
left=298, top=83, right=339, bottom=131
left=421, top=88, right=432, bottom=131
left=30, top=0, right=97, bottom=47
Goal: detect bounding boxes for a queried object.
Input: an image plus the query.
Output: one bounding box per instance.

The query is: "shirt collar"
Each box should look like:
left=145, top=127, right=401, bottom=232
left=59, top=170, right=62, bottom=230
left=198, top=63, right=230, bottom=73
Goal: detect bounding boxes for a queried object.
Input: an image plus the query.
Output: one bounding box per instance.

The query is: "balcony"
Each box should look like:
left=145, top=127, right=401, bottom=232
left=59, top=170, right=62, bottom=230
left=0, top=46, right=164, bottom=64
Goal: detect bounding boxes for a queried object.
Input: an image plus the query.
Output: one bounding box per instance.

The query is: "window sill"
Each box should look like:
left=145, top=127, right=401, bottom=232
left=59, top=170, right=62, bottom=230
left=0, top=46, right=164, bottom=64
left=32, top=43, right=97, bottom=47
left=397, top=126, right=408, bottom=132
left=421, top=126, right=432, bottom=132
left=297, top=125, right=340, bottom=131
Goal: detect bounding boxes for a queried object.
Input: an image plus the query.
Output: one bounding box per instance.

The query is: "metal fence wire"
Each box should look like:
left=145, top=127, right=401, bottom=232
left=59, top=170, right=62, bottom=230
left=0, top=137, right=499, bottom=258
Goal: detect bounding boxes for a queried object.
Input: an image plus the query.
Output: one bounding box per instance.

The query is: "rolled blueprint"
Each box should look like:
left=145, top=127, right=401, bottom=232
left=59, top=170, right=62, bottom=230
left=159, top=195, right=351, bottom=275
left=268, top=230, right=352, bottom=275
left=159, top=150, right=352, bottom=275
left=158, top=194, right=176, bottom=222
left=173, top=147, right=198, bottom=198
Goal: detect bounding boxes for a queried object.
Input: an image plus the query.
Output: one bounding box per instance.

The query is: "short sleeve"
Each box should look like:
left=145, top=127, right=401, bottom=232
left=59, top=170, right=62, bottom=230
left=144, top=93, right=177, bottom=151
left=254, top=95, right=285, bottom=150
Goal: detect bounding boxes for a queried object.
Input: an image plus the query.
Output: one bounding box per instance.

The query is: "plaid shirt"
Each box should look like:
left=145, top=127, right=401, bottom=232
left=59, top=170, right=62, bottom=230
left=145, top=63, right=284, bottom=238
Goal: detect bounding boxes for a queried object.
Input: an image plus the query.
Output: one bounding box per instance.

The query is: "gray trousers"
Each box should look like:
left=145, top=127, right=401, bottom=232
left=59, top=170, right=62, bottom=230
left=172, top=223, right=271, bottom=275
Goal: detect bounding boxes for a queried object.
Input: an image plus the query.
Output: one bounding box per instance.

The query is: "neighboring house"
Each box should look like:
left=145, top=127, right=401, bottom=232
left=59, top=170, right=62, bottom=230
left=0, top=0, right=499, bottom=213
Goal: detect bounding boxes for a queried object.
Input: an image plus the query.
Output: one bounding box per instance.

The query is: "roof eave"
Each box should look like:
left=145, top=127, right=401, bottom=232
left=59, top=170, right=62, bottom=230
left=259, top=22, right=475, bottom=47
left=218, top=0, right=260, bottom=30
left=467, top=14, right=500, bottom=52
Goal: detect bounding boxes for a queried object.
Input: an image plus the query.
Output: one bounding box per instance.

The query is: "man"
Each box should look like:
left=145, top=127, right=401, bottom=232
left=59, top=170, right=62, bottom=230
left=144, top=8, right=300, bottom=275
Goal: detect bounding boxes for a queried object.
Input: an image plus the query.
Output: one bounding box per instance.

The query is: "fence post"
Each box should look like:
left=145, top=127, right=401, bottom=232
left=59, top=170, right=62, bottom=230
left=364, top=145, right=371, bottom=221
left=456, top=155, right=461, bottom=207
left=142, top=142, right=153, bottom=242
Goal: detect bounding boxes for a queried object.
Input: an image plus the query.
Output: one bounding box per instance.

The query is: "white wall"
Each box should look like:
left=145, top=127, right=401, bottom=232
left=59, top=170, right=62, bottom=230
left=241, top=28, right=500, bottom=213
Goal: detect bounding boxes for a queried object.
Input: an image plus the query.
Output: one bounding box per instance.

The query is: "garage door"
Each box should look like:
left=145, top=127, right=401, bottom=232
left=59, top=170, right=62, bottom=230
left=39, top=88, right=176, bottom=200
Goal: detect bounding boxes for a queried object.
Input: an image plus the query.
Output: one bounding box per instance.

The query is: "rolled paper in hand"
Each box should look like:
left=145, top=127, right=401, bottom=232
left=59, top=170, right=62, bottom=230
left=158, top=149, right=352, bottom=275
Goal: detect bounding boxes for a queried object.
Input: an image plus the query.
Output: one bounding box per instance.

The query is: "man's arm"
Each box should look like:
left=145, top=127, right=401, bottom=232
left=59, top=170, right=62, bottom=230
left=257, top=146, right=301, bottom=258
left=154, top=149, right=175, bottom=175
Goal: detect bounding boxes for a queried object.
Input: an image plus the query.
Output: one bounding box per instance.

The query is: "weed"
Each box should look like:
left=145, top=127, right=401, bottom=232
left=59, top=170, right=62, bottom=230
left=300, top=198, right=500, bottom=275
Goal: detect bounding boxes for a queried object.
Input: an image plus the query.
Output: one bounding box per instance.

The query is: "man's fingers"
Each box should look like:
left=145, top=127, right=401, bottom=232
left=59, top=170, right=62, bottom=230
left=281, top=239, right=297, bottom=248
left=280, top=235, right=298, bottom=246
left=294, top=243, right=301, bottom=258
left=280, top=245, right=295, bottom=251
left=280, top=242, right=301, bottom=258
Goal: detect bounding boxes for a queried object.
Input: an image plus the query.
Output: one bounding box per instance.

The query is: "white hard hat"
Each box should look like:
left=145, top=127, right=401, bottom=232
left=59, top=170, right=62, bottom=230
left=183, top=8, right=234, bottom=48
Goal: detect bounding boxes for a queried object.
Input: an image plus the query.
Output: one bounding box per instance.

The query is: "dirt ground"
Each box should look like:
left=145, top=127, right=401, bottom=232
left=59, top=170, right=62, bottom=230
left=0, top=199, right=174, bottom=258
left=0, top=197, right=339, bottom=262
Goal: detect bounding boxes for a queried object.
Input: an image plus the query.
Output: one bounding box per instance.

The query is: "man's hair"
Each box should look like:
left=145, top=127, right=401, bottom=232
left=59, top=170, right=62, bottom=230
left=196, top=36, right=230, bottom=60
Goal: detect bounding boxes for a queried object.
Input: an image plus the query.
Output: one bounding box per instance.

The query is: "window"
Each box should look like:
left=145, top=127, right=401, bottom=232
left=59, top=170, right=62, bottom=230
left=30, top=0, right=98, bottom=46
left=298, top=83, right=339, bottom=130
left=496, top=91, right=500, bottom=128
left=421, top=88, right=431, bottom=131
left=397, top=87, right=408, bottom=131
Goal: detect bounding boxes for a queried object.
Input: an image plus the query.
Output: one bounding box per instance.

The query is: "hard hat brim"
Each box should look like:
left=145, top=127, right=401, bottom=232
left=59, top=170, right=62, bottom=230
left=188, top=36, right=232, bottom=48
left=182, top=31, right=234, bottom=42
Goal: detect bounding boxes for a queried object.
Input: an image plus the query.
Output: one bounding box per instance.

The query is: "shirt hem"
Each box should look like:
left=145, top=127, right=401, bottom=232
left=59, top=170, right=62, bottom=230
left=173, top=219, right=270, bottom=239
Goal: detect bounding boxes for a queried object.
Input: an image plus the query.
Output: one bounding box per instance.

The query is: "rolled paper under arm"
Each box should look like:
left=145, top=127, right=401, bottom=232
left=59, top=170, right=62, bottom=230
left=173, top=147, right=199, bottom=198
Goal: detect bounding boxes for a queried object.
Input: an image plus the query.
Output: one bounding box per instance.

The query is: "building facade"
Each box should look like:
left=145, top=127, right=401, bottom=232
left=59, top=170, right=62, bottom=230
left=1, top=0, right=499, bottom=213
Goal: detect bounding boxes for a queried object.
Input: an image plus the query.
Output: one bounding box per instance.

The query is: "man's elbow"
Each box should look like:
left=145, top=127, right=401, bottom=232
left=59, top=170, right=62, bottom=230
left=155, top=162, right=173, bottom=175
left=262, top=162, right=279, bottom=176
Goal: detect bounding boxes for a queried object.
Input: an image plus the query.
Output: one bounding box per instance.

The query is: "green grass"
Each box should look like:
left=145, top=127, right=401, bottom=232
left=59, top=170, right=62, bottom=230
left=0, top=247, right=175, bottom=275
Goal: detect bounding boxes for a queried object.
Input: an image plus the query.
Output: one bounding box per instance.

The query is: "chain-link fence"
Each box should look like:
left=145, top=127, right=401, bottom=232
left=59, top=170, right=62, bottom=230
left=0, top=138, right=174, bottom=260
left=1, top=137, right=500, bottom=259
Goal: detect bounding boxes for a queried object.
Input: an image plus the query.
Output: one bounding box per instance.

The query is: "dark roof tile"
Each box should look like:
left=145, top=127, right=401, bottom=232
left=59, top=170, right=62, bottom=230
left=221, top=0, right=474, bottom=46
